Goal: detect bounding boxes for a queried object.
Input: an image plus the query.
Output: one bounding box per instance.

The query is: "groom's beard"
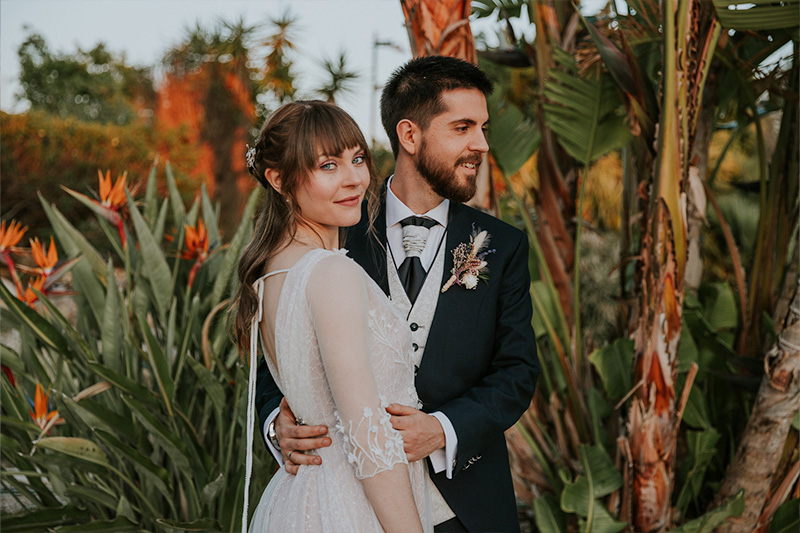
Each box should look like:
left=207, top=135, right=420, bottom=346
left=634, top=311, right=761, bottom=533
left=415, top=139, right=480, bottom=204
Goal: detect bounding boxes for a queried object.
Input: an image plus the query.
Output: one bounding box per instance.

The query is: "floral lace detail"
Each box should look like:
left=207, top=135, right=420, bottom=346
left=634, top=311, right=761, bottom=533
left=334, top=395, right=407, bottom=480
left=248, top=249, right=432, bottom=532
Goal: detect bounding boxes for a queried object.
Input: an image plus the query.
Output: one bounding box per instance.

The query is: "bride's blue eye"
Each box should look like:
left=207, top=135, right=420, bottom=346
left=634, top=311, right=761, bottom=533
left=353, top=155, right=365, bottom=165
left=320, top=162, right=336, bottom=170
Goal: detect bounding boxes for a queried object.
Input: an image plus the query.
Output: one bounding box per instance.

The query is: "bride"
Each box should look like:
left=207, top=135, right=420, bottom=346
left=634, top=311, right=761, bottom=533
left=232, top=100, right=432, bottom=532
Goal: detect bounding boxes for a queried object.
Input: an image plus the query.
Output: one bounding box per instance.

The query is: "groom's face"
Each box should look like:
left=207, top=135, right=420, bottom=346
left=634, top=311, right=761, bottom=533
left=415, top=88, right=489, bottom=203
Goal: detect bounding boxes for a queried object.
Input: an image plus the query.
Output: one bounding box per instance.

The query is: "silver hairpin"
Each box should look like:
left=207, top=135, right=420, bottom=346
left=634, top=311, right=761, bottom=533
left=245, top=144, right=256, bottom=169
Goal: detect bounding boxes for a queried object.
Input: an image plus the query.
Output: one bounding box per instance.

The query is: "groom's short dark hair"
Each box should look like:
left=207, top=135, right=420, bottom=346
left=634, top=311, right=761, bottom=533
left=380, top=55, right=493, bottom=157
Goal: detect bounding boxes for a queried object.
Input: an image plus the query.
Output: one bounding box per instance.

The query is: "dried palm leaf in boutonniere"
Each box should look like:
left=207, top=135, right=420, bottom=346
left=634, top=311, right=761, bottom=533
left=442, top=227, right=495, bottom=293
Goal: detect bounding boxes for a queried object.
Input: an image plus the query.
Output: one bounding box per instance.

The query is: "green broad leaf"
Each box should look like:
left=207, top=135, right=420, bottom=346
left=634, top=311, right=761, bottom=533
left=1, top=344, right=24, bottom=375
left=487, top=90, right=540, bottom=176
left=175, top=295, right=201, bottom=380
left=700, top=283, right=738, bottom=331
left=87, top=362, right=159, bottom=407
left=211, top=187, right=261, bottom=308
left=166, top=300, right=178, bottom=367
left=587, top=387, right=612, bottom=448
left=533, top=493, right=567, bottom=533
left=543, top=50, right=632, bottom=165
left=137, top=315, right=175, bottom=415
left=153, top=198, right=170, bottom=249
left=201, top=472, right=226, bottom=506
left=35, top=437, right=110, bottom=468
left=63, top=484, right=117, bottom=510
left=682, top=387, right=712, bottom=430
left=55, top=516, right=148, bottom=532
left=589, top=338, right=634, bottom=401
left=101, top=260, right=122, bottom=374
left=144, top=160, right=159, bottom=229
left=201, top=184, right=221, bottom=248
left=530, top=280, right=569, bottom=353
left=132, top=271, right=151, bottom=319
left=39, top=196, right=107, bottom=326
left=127, top=189, right=173, bottom=319
left=667, top=489, right=744, bottom=533
left=122, top=395, right=191, bottom=471
left=116, top=494, right=136, bottom=523
left=39, top=194, right=106, bottom=277
left=713, top=0, right=799, bottom=30
left=770, top=498, right=800, bottom=533
left=155, top=518, right=223, bottom=532
left=577, top=504, right=627, bottom=533
left=0, top=505, right=91, bottom=532
left=30, top=288, right=95, bottom=362
left=561, top=444, right=623, bottom=517
left=185, top=357, right=225, bottom=416
left=60, top=396, right=135, bottom=442
left=186, top=197, right=200, bottom=227
left=0, top=415, right=45, bottom=433
left=0, top=282, right=68, bottom=353
left=676, top=429, right=721, bottom=515
left=677, top=324, right=699, bottom=373
left=165, top=161, right=187, bottom=227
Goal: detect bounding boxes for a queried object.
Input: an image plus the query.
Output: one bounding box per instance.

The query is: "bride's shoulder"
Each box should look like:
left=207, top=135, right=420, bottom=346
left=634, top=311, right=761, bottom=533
left=306, top=250, right=366, bottom=292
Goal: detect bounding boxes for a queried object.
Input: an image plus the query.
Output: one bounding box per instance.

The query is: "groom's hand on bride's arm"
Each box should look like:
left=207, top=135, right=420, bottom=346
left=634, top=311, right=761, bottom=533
left=386, top=404, right=445, bottom=462
left=276, top=398, right=331, bottom=474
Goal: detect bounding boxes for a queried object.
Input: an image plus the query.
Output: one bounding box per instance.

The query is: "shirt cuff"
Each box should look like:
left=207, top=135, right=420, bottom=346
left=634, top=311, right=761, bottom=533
left=263, top=407, right=283, bottom=467
left=429, top=411, right=457, bottom=479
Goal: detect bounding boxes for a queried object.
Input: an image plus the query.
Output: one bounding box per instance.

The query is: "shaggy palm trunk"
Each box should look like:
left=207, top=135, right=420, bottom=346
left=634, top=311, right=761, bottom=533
left=715, top=280, right=800, bottom=531
left=626, top=2, right=719, bottom=530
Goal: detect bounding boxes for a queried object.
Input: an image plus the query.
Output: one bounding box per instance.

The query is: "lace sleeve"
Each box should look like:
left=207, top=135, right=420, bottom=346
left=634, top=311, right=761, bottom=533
left=306, top=254, right=408, bottom=480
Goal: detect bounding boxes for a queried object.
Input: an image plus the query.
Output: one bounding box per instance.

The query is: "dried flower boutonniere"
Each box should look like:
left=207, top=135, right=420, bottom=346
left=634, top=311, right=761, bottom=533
left=441, top=227, right=495, bottom=293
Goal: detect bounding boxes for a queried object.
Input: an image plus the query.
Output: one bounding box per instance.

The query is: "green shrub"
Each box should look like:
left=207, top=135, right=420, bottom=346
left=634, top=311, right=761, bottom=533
left=0, top=162, right=272, bottom=532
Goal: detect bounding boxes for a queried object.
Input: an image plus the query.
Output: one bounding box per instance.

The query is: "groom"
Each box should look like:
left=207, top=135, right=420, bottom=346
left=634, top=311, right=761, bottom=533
left=256, top=56, right=539, bottom=532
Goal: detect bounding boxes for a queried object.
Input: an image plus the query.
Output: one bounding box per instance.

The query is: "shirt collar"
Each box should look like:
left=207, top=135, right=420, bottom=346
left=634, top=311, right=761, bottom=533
left=385, top=175, right=449, bottom=228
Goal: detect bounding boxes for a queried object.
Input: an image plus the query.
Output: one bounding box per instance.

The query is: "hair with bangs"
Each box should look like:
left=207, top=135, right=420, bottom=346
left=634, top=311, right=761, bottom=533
left=232, top=100, right=379, bottom=352
left=380, top=56, right=493, bottom=157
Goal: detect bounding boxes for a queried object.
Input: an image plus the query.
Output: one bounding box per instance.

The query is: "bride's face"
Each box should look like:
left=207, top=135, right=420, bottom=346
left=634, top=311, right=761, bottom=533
left=294, top=145, right=370, bottom=234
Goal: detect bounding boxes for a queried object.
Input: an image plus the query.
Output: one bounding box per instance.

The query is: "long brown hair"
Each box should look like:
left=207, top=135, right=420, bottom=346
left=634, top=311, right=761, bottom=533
left=232, top=100, right=379, bottom=353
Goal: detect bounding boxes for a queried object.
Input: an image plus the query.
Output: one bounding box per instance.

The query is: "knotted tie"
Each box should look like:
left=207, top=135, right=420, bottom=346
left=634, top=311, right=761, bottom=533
left=398, top=216, right=437, bottom=304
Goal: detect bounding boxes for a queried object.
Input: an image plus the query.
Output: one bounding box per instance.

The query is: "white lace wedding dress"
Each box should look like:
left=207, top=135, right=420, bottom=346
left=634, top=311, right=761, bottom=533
left=243, top=248, right=432, bottom=532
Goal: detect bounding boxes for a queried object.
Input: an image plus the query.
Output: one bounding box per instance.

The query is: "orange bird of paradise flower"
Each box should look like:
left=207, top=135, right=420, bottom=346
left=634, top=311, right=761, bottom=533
left=182, top=219, right=209, bottom=288
left=98, top=169, right=127, bottom=209
left=0, top=220, right=28, bottom=295
left=30, top=237, right=58, bottom=275
left=28, top=383, right=64, bottom=433
left=20, top=276, right=46, bottom=306
left=62, top=170, right=129, bottom=248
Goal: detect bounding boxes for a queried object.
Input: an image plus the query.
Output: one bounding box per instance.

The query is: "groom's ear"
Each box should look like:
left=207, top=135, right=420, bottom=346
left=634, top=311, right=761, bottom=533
left=265, top=168, right=282, bottom=194
left=396, top=119, right=420, bottom=156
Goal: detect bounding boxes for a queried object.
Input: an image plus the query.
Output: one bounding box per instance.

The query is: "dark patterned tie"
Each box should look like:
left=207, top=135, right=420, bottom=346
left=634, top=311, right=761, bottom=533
left=397, top=216, right=437, bottom=305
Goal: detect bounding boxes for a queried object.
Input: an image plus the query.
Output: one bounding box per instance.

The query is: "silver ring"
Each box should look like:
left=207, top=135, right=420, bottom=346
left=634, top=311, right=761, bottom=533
left=288, top=451, right=294, bottom=462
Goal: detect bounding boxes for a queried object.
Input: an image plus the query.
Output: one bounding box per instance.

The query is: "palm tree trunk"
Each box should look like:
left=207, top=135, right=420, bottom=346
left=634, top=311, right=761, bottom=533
left=715, top=278, right=800, bottom=532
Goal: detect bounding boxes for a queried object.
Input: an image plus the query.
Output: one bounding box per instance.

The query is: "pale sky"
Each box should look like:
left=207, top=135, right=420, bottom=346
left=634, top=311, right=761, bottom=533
left=0, top=0, right=605, bottom=146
